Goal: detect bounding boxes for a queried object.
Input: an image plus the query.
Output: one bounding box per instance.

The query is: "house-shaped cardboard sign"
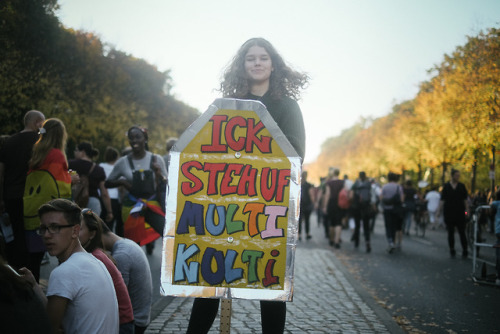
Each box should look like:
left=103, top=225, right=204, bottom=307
left=160, top=98, right=301, bottom=301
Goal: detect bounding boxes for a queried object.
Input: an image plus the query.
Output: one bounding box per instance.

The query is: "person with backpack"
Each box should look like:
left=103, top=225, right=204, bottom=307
left=23, top=118, right=74, bottom=281
left=381, top=172, right=404, bottom=253
left=350, top=171, right=373, bottom=253
left=322, top=167, right=345, bottom=248
left=105, top=126, right=167, bottom=253
left=69, top=142, right=113, bottom=222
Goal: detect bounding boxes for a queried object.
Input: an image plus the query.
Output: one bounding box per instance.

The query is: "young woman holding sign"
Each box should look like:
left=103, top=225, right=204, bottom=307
left=186, top=37, right=308, bottom=334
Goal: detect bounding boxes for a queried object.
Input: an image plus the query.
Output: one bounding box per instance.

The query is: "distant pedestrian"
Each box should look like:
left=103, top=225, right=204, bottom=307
left=488, top=191, right=500, bottom=285
left=0, top=110, right=45, bottom=271
left=322, top=167, right=345, bottom=248
left=299, top=171, right=314, bottom=240
left=381, top=172, right=404, bottom=253
left=425, top=186, right=441, bottom=230
left=350, top=171, right=373, bottom=253
left=403, top=180, right=417, bottom=235
left=369, top=178, right=381, bottom=233
left=438, top=169, right=469, bottom=258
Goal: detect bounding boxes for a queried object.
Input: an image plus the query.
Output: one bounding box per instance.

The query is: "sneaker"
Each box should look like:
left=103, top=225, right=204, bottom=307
left=450, top=249, right=456, bottom=258
left=462, top=251, right=468, bottom=259
left=306, top=235, right=312, bottom=240
left=335, top=243, right=341, bottom=249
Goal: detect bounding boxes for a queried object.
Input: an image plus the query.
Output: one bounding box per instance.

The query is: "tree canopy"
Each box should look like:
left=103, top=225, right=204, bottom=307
left=307, top=27, right=500, bottom=192
left=0, top=0, right=199, bottom=156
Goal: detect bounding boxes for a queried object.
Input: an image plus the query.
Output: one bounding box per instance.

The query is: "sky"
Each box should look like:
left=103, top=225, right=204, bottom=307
left=56, top=0, right=500, bottom=163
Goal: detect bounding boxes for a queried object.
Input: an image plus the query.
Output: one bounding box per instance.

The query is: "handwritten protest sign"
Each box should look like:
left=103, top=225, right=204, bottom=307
left=161, top=98, right=301, bottom=301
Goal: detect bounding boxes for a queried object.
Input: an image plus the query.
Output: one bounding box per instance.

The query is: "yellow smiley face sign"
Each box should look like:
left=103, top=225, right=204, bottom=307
left=161, top=98, right=301, bottom=301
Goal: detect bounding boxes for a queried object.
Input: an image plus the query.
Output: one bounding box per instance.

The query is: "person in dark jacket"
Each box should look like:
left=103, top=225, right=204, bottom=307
left=186, top=37, right=308, bottom=334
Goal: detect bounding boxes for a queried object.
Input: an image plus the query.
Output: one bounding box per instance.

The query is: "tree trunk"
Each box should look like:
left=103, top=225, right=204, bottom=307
left=491, top=145, right=496, bottom=196
left=471, top=149, right=478, bottom=194
left=441, top=162, right=447, bottom=185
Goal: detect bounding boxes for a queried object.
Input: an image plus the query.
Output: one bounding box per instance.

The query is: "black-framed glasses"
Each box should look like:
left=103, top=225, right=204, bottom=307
left=37, top=224, right=75, bottom=236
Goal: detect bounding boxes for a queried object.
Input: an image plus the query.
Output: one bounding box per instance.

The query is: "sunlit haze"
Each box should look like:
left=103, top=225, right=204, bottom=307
left=57, top=0, right=500, bottom=163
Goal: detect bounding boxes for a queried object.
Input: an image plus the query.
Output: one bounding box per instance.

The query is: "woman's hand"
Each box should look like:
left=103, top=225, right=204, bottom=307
left=69, top=170, right=80, bottom=185
left=105, top=212, right=113, bottom=223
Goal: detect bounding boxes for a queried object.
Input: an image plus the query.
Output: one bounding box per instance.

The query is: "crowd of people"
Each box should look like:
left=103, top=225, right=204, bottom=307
left=1, top=35, right=499, bottom=334
left=300, top=167, right=500, bottom=268
left=0, top=37, right=309, bottom=333
left=0, top=108, right=172, bottom=332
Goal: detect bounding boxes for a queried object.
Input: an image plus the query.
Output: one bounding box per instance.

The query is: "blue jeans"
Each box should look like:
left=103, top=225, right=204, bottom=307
left=403, top=210, right=413, bottom=234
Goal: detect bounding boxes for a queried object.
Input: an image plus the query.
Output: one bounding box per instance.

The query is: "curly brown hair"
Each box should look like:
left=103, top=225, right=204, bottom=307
left=220, top=38, right=309, bottom=100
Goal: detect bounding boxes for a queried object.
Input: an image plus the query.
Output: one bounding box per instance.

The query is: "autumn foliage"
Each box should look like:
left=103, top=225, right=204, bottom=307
left=0, top=0, right=199, bottom=156
left=308, top=28, right=500, bottom=191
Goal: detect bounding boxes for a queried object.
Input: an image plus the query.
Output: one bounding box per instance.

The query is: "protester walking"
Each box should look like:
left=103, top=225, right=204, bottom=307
left=350, top=171, right=373, bottom=253
left=403, top=180, right=417, bottom=235
left=438, top=169, right=469, bottom=258
left=299, top=170, right=314, bottom=240
left=381, top=172, right=404, bottom=253
left=322, top=167, right=345, bottom=248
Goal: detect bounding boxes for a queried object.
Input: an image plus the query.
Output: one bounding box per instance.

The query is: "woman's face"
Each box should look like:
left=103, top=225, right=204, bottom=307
left=74, top=148, right=84, bottom=159
left=128, top=128, right=147, bottom=153
left=78, top=220, right=95, bottom=249
left=244, top=45, right=273, bottom=86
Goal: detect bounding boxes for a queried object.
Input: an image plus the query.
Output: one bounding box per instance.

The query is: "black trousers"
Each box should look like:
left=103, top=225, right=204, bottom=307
left=186, top=298, right=286, bottom=334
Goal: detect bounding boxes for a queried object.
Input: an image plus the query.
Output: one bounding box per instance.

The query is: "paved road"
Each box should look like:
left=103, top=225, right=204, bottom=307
left=329, top=212, right=500, bottom=334
left=146, top=215, right=403, bottom=334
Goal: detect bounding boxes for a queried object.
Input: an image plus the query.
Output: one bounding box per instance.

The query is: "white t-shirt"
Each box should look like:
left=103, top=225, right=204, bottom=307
left=112, top=238, right=152, bottom=327
left=425, top=190, right=441, bottom=212
left=100, top=162, right=119, bottom=199
left=47, top=252, right=119, bottom=334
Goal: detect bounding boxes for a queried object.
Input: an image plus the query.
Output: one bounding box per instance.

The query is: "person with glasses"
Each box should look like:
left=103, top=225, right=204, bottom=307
left=19, top=199, right=119, bottom=334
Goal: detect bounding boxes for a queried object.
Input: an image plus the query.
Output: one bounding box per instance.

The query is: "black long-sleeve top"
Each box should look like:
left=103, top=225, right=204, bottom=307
left=245, top=92, right=306, bottom=162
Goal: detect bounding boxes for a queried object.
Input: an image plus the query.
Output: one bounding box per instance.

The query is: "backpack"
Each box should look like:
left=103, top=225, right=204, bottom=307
left=337, top=188, right=350, bottom=209
left=24, top=169, right=71, bottom=230
left=354, top=180, right=371, bottom=205
left=72, top=163, right=96, bottom=208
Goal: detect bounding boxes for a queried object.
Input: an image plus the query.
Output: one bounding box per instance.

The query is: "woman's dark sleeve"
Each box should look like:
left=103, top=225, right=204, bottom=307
left=279, top=98, right=306, bottom=162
